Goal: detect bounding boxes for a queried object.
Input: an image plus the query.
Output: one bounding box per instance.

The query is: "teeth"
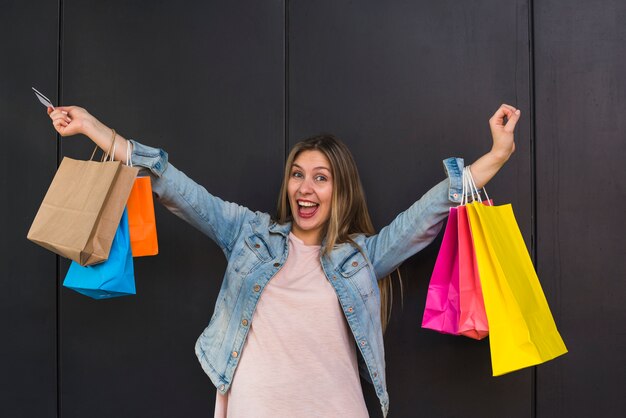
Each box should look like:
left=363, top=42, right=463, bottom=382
left=298, top=201, right=318, bottom=207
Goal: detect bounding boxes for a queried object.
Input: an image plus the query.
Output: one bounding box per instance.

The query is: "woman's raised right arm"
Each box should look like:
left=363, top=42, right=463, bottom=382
left=47, top=106, right=254, bottom=256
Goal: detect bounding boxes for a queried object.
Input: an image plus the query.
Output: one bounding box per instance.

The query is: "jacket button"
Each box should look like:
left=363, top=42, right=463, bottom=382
left=219, top=384, right=225, bottom=391
left=253, top=285, right=261, bottom=292
left=273, top=262, right=280, bottom=267
left=373, top=372, right=378, bottom=378
left=347, top=307, right=354, bottom=313
left=332, top=275, right=337, bottom=280
left=241, top=319, right=248, bottom=326
left=351, top=261, right=358, bottom=267
left=254, top=243, right=260, bottom=248
left=360, top=340, right=366, bottom=346
left=232, top=351, right=238, bottom=358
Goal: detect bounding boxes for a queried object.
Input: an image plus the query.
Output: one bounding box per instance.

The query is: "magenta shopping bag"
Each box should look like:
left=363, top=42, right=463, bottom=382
left=422, top=207, right=460, bottom=335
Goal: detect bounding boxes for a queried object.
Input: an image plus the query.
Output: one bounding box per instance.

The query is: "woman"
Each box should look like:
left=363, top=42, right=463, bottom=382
left=48, top=104, right=520, bottom=417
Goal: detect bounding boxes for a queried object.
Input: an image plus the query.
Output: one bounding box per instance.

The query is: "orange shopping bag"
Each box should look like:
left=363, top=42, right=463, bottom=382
left=126, top=146, right=158, bottom=257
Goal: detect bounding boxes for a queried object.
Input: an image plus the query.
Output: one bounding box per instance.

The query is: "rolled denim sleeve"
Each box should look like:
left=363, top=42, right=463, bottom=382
left=365, top=157, right=465, bottom=279
left=443, top=157, right=464, bottom=204
left=128, top=139, right=254, bottom=256
left=130, top=140, right=169, bottom=177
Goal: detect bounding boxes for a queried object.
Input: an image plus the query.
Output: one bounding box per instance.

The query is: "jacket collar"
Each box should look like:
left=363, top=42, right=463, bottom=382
left=261, top=218, right=361, bottom=260
left=267, top=220, right=291, bottom=237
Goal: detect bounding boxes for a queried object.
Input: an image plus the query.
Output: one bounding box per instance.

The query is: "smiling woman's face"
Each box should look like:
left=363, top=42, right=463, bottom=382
left=287, top=150, right=333, bottom=245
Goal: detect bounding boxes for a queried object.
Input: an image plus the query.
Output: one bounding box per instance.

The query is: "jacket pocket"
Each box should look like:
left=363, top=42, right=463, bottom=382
left=244, top=234, right=274, bottom=262
left=229, top=234, right=272, bottom=276
left=340, top=250, right=376, bottom=300
left=339, top=250, right=367, bottom=277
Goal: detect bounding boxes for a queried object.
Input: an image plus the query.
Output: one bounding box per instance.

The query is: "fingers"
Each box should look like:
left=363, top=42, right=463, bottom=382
left=490, top=104, right=514, bottom=122
left=500, top=103, right=517, bottom=113
left=52, top=116, right=69, bottom=133
left=47, top=105, right=87, bottom=137
left=54, top=105, right=76, bottom=113
left=51, top=114, right=72, bottom=126
left=504, top=108, right=521, bottom=133
left=49, top=108, right=73, bottom=135
left=489, top=103, right=521, bottom=131
left=48, top=108, right=72, bottom=124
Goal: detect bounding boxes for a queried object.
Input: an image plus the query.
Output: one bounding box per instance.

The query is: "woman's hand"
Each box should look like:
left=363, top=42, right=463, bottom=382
left=469, top=103, right=521, bottom=189
left=48, top=106, right=95, bottom=137
left=489, top=103, right=519, bottom=162
left=47, top=105, right=131, bottom=162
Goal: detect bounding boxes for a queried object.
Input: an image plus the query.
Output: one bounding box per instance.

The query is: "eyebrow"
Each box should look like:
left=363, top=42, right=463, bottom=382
left=291, top=163, right=331, bottom=172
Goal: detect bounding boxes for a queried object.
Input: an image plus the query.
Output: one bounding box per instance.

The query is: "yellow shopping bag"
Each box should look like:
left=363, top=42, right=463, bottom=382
left=466, top=201, right=567, bottom=376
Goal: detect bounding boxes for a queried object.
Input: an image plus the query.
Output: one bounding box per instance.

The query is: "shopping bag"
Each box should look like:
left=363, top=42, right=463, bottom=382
left=28, top=149, right=139, bottom=266
left=63, top=208, right=135, bottom=299
left=466, top=201, right=568, bottom=376
left=457, top=204, right=489, bottom=340
left=422, top=207, right=460, bottom=335
left=127, top=176, right=159, bottom=257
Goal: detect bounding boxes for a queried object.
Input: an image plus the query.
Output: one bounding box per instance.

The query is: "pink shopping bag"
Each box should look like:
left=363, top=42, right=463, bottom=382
left=422, top=207, right=460, bottom=335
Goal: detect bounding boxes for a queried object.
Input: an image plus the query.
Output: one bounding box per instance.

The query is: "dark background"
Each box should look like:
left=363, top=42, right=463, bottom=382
left=1, top=1, right=624, bottom=417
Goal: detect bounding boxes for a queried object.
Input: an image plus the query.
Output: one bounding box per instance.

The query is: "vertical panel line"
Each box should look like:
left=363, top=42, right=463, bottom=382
left=56, top=1, right=64, bottom=417
left=284, top=0, right=290, bottom=161
left=527, top=0, right=538, bottom=417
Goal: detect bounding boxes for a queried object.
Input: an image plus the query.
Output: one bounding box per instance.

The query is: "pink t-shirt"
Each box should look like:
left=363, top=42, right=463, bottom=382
left=214, top=232, right=369, bottom=418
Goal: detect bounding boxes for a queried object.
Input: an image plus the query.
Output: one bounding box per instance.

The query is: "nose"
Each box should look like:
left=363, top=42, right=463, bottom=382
left=298, top=176, right=314, bottom=195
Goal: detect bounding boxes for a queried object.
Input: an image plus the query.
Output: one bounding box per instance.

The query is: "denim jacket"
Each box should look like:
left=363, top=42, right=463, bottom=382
left=130, top=140, right=464, bottom=417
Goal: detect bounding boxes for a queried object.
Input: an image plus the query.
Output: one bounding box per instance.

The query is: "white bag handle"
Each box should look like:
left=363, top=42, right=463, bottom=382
left=461, top=166, right=467, bottom=206
left=459, top=168, right=467, bottom=206
left=465, top=166, right=492, bottom=206
left=126, top=140, right=133, bottom=167
left=461, top=166, right=478, bottom=205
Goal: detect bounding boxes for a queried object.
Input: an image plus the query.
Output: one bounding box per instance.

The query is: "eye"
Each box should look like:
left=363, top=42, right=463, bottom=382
left=314, top=175, right=328, bottom=182
left=291, top=171, right=303, bottom=179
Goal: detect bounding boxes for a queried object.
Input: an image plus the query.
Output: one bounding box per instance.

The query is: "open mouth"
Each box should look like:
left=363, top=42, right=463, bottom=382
left=297, top=200, right=319, bottom=219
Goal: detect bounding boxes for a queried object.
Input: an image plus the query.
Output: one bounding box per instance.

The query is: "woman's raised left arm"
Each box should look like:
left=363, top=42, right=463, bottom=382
left=364, top=103, right=521, bottom=278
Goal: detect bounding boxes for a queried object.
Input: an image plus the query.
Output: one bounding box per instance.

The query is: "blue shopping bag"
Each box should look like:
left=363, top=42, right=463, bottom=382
left=63, top=209, right=136, bottom=299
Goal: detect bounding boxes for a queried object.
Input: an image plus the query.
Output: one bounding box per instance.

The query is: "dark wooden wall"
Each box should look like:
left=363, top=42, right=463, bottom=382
left=1, top=2, right=58, bottom=417
left=1, top=1, right=623, bottom=417
left=534, top=1, right=626, bottom=417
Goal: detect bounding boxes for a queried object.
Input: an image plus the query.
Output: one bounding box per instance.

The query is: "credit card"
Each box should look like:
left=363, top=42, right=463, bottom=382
left=32, top=87, right=54, bottom=109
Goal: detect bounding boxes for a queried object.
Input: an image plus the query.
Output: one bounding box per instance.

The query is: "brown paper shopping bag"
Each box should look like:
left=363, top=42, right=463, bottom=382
left=28, top=155, right=138, bottom=266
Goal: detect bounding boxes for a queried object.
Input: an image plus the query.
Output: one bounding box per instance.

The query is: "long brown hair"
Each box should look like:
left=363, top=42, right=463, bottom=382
left=276, top=134, right=399, bottom=332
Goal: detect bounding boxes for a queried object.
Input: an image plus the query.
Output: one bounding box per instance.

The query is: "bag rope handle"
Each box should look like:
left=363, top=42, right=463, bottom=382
left=103, top=129, right=116, bottom=162
left=126, top=139, right=133, bottom=167
left=466, top=165, right=492, bottom=206
left=461, top=166, right=467, bottom=206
